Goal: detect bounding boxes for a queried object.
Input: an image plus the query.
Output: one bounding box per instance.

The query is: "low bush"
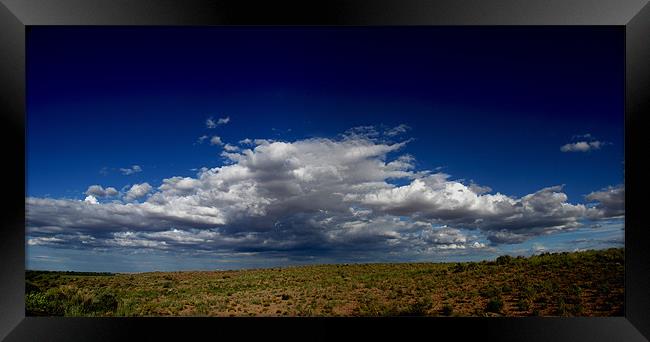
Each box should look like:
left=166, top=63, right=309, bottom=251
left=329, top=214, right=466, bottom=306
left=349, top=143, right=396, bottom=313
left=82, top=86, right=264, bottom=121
left=486, top=297, right=504, bottom=313
left=90, top=291, right=118, bottom=313
left=398, top=298, right=432, bottom=316
left=569, top=303, right=584, bottom=316
left=556, top=298, right=568, bottom=316
left=25, top=292, right=57, bottom=315
left=517, top=298, right=530, bottom=312
left=479, top=285, right=501, bottom=298
left=25, top=280, right=40, bottom=294
left=442, top=303, right=453, bottom=316
left=496, top=255, right=512, bottom=266
left=26, top=286, right=119, bottom=316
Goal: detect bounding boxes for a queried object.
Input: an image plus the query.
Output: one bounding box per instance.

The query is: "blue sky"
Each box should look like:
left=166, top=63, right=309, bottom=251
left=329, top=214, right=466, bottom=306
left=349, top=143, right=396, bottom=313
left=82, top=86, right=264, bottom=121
left=26, top=27, right=624, bottom=272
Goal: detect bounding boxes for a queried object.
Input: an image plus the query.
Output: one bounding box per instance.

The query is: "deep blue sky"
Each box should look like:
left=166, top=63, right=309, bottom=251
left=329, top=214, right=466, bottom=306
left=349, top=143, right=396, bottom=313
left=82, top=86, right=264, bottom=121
left=26, top=27, right=624, bottom=271
left=27, top=27, right=623, bottom=201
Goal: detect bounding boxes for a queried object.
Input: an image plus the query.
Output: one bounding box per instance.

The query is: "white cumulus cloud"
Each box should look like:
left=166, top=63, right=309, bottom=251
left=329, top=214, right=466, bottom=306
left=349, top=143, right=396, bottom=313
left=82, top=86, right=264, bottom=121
left=560, top=135, right=609, bottom=152
left=83, top=195, right=98, bottom=204
left=125, top=183, right=152, bottom=201
left=25, top=127, right=624, bottom=262
left=85, top=185, right=119, bottom=197
left=223, top=144, right=240, bottom=152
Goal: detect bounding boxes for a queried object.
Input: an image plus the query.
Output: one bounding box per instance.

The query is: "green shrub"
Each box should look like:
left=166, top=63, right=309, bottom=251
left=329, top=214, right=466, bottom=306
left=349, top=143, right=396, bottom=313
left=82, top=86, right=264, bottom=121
left=598, top=301, right=614, bottom=311
left=90, top=291, right=118, bottom=313
left=25, top=280, right=41, bottom=294
left=44, top=287, right=68, bottom=301
left=521, top=285, right=536, bottom=299
left=442, top=303, right=453, bottom=316
left=28, top=286, right=119, bottom=316
left=399, top=298, right=432, bottom=316
left=569, top=303, right=584, bottom=316
left=517, top=298, right=530, bottom=312
left=556, top=298, right=568, bottom=316
left=568, top=284, right=582, bottom=295
left=534, top=295, right=548, bottom=304
left=598, top=284, right=610, bottom=295
left=26, top=292, right=56, bottom=315
left=479, top=285, right=501, bottom=298
left=496, top=255, right=512, bottom=266
left=486, top=297, right=504, bottom=313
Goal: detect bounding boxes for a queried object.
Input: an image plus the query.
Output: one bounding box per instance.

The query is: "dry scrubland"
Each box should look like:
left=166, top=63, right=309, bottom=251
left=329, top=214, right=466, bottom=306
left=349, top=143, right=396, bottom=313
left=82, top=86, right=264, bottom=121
left=26, top=248, right=623, bottom=317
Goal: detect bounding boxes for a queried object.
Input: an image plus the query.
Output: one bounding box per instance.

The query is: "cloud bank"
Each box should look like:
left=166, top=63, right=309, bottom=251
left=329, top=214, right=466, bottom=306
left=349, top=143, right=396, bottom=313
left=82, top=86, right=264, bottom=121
left=26, top=127, right=624, bottom=264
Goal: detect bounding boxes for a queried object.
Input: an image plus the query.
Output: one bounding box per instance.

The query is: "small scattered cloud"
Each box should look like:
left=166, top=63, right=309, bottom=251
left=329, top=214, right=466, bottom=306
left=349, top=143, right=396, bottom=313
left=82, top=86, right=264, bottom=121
left=572, top=133, right=592, bottom=140
left=206, top=116, right=230, bottom=128
left=239, top=138, right=254, bottom=146
left=196, top=135, right=209, bottom=144
left=470, top=241, right=486, bottom=249
left=27, top=236, right=64, bottom=246
left=210, top=136, right=223, bottom=146
left=561, top=135, right=610, bottom=152
left=85, top=185, right=119, bottom=197
left=343, top=126, right=380, bottom=140
left=83, top=195, right=98, bottom=204
left=560, top=141, right=604, bottom=152
left=385, top=124, right=411, bottom=137
left=223, top=144, right=239, bottom=152
left=253, top=139, right=274, bottom=146
left=125, top=183, right=152, bottom=201
left=120, top=165, right=142, bottom=175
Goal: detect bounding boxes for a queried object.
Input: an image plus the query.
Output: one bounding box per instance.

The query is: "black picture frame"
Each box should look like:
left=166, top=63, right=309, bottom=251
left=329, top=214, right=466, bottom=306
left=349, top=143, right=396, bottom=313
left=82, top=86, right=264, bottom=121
left=1, top=1, right=648, bottom=341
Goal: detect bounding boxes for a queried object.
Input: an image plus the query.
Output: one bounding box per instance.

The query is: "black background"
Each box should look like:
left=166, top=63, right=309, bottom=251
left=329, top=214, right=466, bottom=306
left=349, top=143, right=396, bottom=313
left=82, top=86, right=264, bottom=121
left=1, top=1, right=649, bottom=341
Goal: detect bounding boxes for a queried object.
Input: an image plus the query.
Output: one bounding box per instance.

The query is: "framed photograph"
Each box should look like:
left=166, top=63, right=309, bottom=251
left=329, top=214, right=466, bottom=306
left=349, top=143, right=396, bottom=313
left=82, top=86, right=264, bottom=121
left=1, top=0, right=649, bottom=341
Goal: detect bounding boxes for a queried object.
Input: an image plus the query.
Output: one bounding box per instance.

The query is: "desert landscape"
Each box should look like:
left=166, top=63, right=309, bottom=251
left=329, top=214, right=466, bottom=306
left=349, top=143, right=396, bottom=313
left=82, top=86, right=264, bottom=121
left=26, top=248, right=624, bottom=317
